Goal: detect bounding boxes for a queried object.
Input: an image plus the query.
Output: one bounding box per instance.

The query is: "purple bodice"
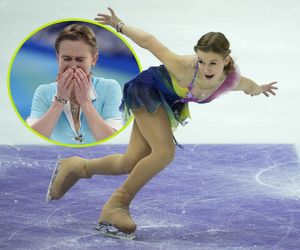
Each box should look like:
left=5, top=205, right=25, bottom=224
left=179, top=64, right=241, bottom=104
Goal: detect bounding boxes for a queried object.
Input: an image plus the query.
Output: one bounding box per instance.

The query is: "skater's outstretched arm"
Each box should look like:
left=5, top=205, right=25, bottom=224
left=95, top=7, right=190, bottom=80
left=234, top=77, right=278, bottom=97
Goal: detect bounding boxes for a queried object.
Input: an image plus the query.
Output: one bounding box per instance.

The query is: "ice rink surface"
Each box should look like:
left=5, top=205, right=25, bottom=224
left=1, top=144, right=300, bottom=250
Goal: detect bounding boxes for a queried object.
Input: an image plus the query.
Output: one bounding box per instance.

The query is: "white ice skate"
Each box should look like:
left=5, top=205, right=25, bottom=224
left=45, top=156, right=62, bottom=203
left=94, top=222, right=136, bottom=240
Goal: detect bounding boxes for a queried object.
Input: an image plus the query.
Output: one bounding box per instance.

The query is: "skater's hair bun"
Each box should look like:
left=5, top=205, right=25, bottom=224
left=194, top=32, right=234, bottom=75
left=55, top=24, right=98, bottom=55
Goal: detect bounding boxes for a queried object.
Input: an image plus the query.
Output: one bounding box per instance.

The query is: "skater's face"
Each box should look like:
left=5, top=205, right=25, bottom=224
left=196, top=50, right=230, bottom=83
left=56, top=40, right=98, bottom=76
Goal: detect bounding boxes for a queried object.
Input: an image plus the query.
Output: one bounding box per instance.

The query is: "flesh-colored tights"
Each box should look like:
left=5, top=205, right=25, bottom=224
left=86, top=106, right=175, bottom=199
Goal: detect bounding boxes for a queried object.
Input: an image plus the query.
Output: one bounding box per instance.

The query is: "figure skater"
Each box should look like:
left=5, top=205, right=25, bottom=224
left=46, top=8, right=278, bottom=239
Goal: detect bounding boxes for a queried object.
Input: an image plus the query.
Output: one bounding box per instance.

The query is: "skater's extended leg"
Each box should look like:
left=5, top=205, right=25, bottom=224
left=99, top=106, right=175, bottom=234
left=48, top=121, right=151, bottom=201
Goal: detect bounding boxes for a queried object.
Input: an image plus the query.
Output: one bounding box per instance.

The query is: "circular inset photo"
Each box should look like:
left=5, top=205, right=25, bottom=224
left=8, top=19, right=141, bottom=147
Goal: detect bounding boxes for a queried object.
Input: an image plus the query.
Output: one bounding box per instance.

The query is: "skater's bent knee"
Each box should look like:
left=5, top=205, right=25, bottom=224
left=153, top=147, right=175, bottom=164
left=120, top=155, right=140, bottom=174
left=121, top=147, right=174, bottom=173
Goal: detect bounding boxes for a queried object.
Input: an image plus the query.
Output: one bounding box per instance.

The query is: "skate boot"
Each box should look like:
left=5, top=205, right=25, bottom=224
left=95, top=188, right=136, bottom=239
left=46, top=156, right=91, bottom=202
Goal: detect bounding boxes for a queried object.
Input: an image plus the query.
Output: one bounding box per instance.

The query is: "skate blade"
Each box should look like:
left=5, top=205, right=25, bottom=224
left=45, top=156, right=62, bottom=203
left=94, top=222, right=135, bottom=240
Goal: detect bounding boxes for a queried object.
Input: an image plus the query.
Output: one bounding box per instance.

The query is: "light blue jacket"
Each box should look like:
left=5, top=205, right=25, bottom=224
left=28, top=76, right=123, bottom=144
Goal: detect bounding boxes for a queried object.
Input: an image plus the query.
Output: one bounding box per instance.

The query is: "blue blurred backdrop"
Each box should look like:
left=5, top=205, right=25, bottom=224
left=9, top=20, right=141, bottom=120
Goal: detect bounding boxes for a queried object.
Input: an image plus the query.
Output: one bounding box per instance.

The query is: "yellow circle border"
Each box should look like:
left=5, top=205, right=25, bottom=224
left=7, top=18, right=141, bottom=148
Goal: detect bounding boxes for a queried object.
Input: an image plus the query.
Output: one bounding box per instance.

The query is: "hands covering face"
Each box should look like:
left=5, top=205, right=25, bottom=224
left=56, top=67, right=91, bottom=104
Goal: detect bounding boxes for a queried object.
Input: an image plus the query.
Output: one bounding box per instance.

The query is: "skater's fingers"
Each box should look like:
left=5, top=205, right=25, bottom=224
left=107, top=7, right=115, bottom=16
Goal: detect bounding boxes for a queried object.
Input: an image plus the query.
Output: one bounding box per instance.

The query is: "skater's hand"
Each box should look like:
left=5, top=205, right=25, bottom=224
left=257, top=81, right=278, bottom=97
left=73, top=67, right=92, bottom=105
left=251, top=82, right=278, bottom=97
left=56, top=68, right=74, bottom=101
left=95, top=7, right=123, bottom=28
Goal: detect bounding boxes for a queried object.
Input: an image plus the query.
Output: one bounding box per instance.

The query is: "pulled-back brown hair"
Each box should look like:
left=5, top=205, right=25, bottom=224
left=55, top=24, right=98, bottom=54
left=194, top=32, right=234, bottom=75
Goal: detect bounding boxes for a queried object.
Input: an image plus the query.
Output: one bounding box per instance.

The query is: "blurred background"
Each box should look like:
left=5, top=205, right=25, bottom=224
left=9, top=20, right=140, bottom=120
left=0, top=0, right=299, bottom=151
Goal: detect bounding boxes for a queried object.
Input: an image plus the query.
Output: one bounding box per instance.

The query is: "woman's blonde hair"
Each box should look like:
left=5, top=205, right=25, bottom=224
left=55, top=24, right=98, bottom=54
